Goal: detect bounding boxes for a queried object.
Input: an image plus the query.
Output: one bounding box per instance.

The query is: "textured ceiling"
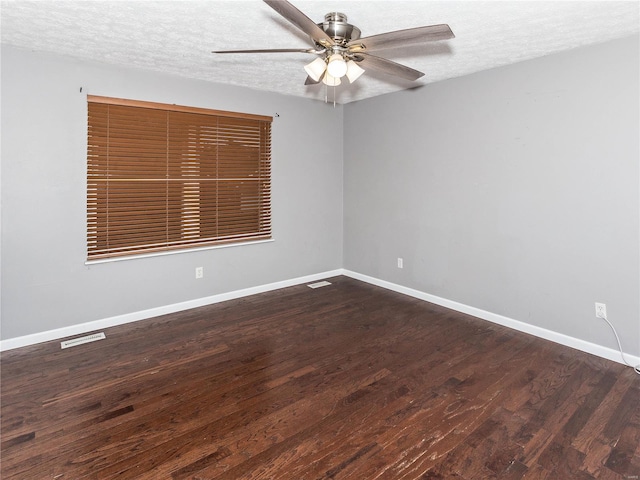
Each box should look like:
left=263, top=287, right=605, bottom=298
left=1, top=1, right=638, bottom=104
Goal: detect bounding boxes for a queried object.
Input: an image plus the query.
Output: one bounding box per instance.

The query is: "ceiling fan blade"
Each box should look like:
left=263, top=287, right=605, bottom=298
left=352, top=53, right=425, bottom=81
left=213, top=48, right=317, bottom=54
left=263, top=0, right=335, bottom=47
left=347, top=24, right=454, bottom=53
left=304, top=75, right=320, bottom=85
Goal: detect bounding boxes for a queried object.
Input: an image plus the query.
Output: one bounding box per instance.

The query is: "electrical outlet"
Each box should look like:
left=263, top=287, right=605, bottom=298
left=195, top=267, right=204, bottom=279
left=595, top=302, right=607, bottom=320
left=397, top=257, right=403, bottom=269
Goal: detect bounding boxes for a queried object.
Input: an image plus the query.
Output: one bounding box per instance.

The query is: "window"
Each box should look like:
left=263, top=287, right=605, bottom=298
left=86, top=96, right=271, bottom=260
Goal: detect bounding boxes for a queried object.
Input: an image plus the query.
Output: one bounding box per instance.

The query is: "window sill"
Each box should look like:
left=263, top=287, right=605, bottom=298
left=85, top=238, right=274, bottom=265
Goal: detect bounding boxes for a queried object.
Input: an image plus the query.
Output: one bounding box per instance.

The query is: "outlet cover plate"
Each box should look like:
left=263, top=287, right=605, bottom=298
left=595, top=302, right=607, bottom=320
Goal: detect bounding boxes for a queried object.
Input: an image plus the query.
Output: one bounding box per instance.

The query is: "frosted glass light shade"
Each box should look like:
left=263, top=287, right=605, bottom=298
left=322, top=72, right=341, bottom=86
left=304, top=57, right=327, bottom=82
left=326, top=53, right=347, bottom=78
left=346, top=60, right=365, bottom=83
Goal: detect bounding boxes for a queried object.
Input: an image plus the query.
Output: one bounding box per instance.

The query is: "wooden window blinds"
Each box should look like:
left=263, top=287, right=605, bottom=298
left=86, top=96, right=272, bottom=260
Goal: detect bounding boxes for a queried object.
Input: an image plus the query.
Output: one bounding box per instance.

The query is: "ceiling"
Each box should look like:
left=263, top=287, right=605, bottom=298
left=1, top=1, right=638, bottom=104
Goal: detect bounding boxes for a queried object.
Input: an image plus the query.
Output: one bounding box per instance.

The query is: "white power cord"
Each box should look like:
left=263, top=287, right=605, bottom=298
left=600, top=316, right=640, bottom=375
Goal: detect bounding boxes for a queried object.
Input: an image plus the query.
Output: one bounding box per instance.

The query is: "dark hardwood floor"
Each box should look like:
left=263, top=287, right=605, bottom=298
left=1, top=276, right=639, bottom=479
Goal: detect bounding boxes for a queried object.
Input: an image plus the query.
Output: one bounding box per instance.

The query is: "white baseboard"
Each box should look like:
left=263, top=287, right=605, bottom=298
left=0, top=269, right=344, bottom=352
left=3, top=268, right=638, bottom=370
left=343, top=270, right=640, bottom=368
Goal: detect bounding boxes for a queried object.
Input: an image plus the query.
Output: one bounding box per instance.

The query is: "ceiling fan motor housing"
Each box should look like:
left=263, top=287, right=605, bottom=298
left=316, top=12, right=361, bottom=46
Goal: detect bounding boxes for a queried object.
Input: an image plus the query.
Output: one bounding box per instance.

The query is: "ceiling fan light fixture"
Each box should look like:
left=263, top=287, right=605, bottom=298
left=322, top=72, right=341, bottom=86
left=304, top=57, right=327, bottom=82
left=326, top=53, right=348, bottom=78
left=345, top=60, right=365, bottom=83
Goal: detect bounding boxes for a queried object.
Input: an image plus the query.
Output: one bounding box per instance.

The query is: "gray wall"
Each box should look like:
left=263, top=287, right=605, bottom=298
left=1, top=45, right=344, bottom=340
left=3, top=36, right=639, bottom=357
left=344, top=36, right=640, bottom=355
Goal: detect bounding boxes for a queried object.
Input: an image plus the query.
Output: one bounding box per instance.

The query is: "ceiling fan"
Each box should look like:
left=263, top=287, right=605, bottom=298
left=213, top=0, right=455, bottom=87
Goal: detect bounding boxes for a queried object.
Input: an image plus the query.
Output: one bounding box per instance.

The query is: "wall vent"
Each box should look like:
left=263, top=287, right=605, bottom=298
left=307, top=280, right=332, bottom=289
left=61, top=332, right=106, bottom=349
